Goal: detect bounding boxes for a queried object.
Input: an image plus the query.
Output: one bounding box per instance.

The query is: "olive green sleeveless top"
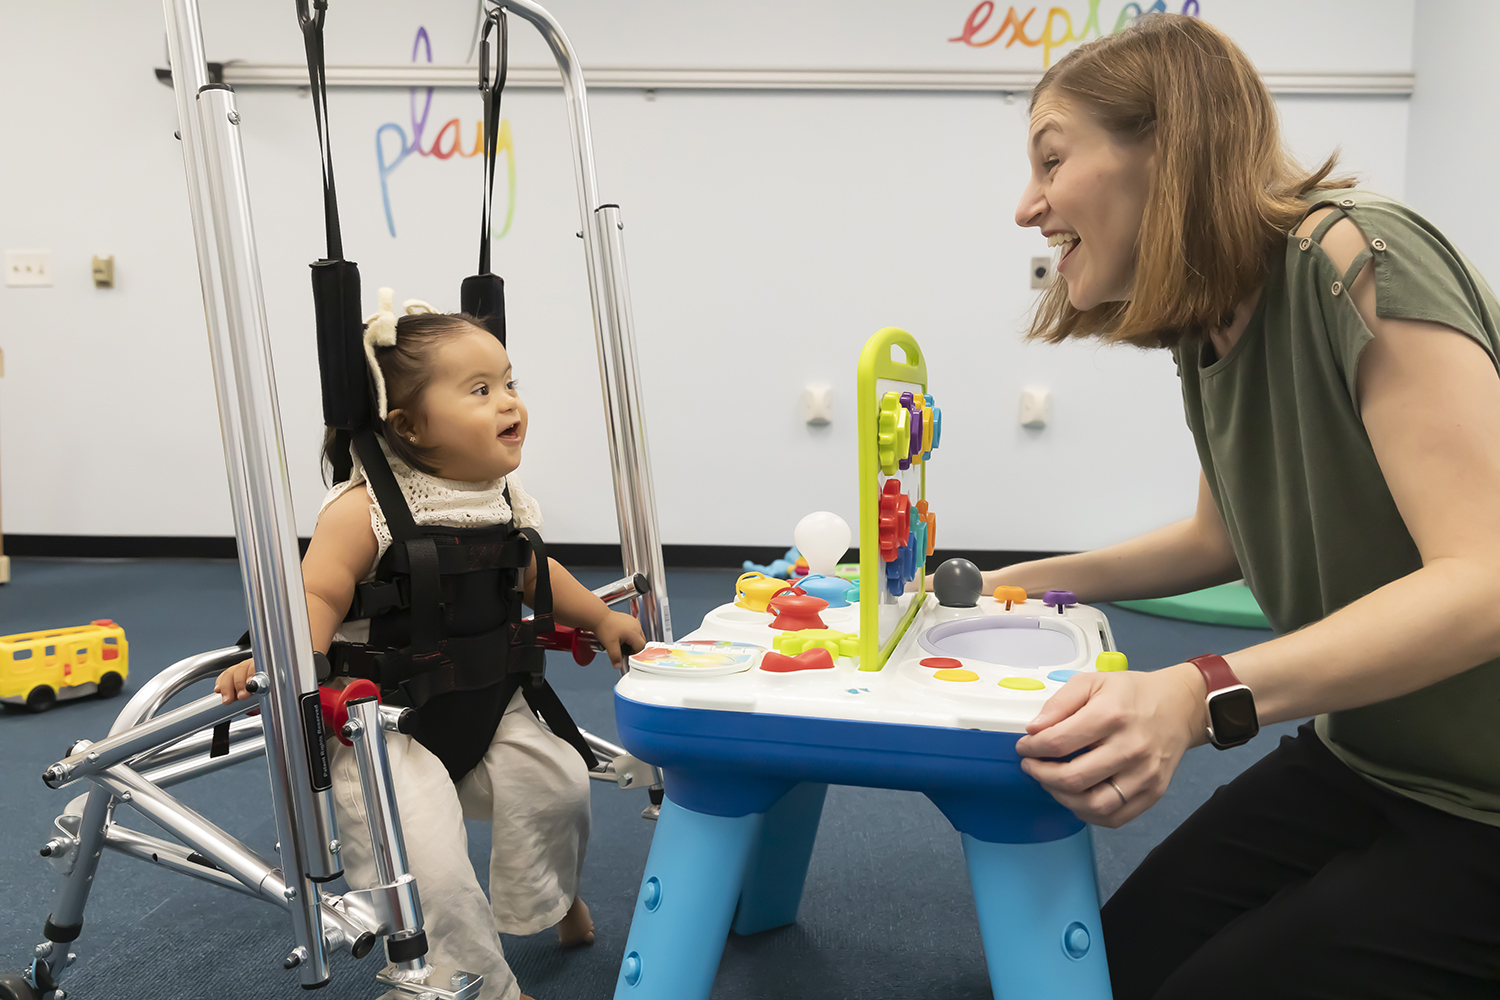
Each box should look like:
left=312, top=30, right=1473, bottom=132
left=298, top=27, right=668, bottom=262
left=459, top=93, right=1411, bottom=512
left=1174, top=189, right=1500, bottom=827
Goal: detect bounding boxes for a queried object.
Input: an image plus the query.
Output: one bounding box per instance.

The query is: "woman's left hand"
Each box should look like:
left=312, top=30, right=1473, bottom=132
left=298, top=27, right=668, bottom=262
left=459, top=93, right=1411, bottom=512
left=591, top=610, right=647, bottom=672
left=1014, top=664, right=1208, bottom=827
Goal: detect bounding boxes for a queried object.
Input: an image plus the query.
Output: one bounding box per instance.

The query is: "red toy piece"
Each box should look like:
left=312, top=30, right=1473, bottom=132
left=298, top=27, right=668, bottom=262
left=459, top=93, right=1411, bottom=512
left=878, top=479, right=912, bottom=561
left=766, top=588, right=830, bottom=631
left=760, top=649, right=836, bottom=672
left=919, top=657, right=963, bottom=669
left=320, top=678, right=381, bottom=746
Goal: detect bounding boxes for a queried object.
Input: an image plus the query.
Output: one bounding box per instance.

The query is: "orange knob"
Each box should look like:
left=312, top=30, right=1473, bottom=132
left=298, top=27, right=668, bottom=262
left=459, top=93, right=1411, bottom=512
left=993, top=586, right=1028, bottom=609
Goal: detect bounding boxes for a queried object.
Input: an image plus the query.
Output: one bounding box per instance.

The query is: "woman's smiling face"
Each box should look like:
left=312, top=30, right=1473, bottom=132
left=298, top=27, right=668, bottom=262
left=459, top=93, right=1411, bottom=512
left=1015, top=93, right=1156, bottom=311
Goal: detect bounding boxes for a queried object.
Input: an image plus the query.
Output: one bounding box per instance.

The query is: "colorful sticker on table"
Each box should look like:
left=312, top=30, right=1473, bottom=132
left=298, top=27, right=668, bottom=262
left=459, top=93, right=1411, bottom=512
left=632, top=643, right=761, bottom=670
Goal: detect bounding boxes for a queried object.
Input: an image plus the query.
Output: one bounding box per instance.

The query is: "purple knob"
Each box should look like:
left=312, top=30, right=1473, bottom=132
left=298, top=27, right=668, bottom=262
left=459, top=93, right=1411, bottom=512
left=908, top=405, right=923, bottom=458
left=1043, top=590, right=1077, bottom=614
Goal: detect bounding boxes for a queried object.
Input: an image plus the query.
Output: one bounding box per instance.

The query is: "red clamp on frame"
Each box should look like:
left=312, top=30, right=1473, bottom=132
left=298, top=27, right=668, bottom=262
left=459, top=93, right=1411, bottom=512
left=320, top=678, right=381, bottom=746
left=535, top=624, right=599, bottom=666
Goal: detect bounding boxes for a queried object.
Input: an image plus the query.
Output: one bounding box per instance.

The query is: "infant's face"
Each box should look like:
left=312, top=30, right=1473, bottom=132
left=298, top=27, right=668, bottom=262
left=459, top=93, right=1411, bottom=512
left=412, top=328, right=527, bottom=482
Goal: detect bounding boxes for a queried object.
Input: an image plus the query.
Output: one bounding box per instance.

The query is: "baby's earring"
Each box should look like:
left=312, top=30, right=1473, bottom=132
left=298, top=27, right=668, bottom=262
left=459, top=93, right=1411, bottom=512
left=408, top=435, right=417, bottom=444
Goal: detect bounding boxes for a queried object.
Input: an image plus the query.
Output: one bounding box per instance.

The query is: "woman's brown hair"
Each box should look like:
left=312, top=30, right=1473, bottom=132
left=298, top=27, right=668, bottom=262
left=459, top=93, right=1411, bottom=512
left=323, top=311, right=491, bottom=483
left=1028, top=13, right=1354, bottom=348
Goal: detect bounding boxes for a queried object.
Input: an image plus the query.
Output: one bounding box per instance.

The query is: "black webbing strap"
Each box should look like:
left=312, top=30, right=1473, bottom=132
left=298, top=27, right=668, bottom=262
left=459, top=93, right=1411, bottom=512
left=477, top=8, right=507, bottom=278
left=296, top=0, right=340, bottom=260
left=352, top=429, right=420, bottom=541
left=460, top=6, right=508, bottom=342
left=520, top=679, right=597, bottom=770
left=352, top=429, right=445, bottom=651
left=298, top=1, right=367, bottom=441
left=210, top=720, right=231, bottom=758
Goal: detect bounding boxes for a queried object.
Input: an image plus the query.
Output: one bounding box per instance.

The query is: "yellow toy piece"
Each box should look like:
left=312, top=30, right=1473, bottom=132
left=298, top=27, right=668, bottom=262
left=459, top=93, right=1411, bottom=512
left=735, top=572, right=793, bottom=612
left=876, top=391, right=909, bottom=476
left=0, top=619, right=128, bottom=713
left=772, top=628, right=861, bottom=661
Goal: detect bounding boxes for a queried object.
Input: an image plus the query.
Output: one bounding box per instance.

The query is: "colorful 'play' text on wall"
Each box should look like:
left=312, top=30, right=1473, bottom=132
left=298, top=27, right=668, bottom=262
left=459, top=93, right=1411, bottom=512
left=949, top=1, right=1202, bottom=67
left=376, top=27, right=516, bottom=239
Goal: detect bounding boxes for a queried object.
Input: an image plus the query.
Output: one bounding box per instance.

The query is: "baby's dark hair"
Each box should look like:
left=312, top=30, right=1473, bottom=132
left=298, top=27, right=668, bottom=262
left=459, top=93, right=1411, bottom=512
left=322, top=311, right=492, bottom=484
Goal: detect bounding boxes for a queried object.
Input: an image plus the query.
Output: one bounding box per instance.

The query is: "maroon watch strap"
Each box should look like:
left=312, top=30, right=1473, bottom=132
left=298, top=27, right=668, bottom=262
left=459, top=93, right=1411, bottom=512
left=1187, top=653, right=1241, bottom=694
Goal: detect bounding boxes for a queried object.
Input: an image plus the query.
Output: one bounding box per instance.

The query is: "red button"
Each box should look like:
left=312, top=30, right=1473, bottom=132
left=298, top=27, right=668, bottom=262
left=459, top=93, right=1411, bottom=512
left=920, top=657, right=963, bottom=669
left=761, top=649, right=836, bottom=672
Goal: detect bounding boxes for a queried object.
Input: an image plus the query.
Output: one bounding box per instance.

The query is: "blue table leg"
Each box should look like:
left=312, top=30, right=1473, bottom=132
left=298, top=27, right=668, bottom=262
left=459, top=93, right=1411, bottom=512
left=614, top=797, right=765, bottom=999
left=962, top=828, right=1113, bottom=1000
left=732, top=782, right=828, bottom=936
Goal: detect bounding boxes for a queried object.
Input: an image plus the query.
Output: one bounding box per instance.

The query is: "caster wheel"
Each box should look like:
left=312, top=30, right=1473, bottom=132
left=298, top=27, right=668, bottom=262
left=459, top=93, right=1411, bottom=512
left=97, top=673, right=123, bottom=699
left=0, top=971, right=42, bottom=1000
left=26, top=687, right=57, bottom=714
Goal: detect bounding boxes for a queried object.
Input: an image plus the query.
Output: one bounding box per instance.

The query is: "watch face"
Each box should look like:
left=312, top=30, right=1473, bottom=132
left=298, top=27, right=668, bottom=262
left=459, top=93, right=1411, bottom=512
left=1209, top=687, right=1259, bottom=745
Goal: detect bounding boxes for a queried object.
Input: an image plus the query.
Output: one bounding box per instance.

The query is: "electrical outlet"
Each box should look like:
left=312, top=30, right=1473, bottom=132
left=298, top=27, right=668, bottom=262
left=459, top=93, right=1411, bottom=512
left=1030, top=256, right=1053, bottom=290
left=6, top=250, right=53, bottom=287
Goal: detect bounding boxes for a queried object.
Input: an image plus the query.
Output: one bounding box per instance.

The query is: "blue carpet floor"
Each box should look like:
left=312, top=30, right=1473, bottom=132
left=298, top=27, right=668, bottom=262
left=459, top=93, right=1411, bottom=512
left=0, top=558, right=1296, bottom=999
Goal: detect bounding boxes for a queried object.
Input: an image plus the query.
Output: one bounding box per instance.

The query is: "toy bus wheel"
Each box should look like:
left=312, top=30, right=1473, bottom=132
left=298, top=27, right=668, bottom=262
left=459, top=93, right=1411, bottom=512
left=26, top=686, right=57, bottom=713
left=0, top=971, right=41, bottom=1000
left=98, top=671, right=124, bottom=699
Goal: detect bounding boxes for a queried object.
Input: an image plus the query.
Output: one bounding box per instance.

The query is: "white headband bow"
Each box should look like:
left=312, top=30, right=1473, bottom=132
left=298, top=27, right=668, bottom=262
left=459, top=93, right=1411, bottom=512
left=363, top=287, right=436, bottom=419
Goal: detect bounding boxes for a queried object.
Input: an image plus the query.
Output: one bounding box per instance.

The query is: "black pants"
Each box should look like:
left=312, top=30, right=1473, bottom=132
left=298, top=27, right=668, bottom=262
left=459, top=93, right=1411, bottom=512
left=1102, top=721, right=1500, bottom=999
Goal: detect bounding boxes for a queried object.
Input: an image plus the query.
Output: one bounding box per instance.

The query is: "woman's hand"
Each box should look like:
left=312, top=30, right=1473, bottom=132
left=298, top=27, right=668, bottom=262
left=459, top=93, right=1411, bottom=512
left=591, top=611, right=646, bottom=672
left=214, top=659, right=259, bottom=704
left=1014, top=663, right=1208, bottom=828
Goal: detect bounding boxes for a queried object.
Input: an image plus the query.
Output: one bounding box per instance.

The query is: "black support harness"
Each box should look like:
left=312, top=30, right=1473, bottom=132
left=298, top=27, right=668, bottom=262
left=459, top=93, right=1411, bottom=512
left=325, top=431, right=596, bottom=781
left=288, top=2, right=595, bottom=782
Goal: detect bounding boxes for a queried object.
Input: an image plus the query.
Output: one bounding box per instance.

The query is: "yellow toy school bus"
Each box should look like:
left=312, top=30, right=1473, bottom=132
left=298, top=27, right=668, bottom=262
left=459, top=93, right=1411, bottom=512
left=0, top=620, right=128, bottom=713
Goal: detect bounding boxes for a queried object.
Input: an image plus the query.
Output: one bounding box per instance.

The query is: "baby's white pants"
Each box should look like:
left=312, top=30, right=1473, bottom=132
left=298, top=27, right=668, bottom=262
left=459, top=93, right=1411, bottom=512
left=330, top=688, right=591, bottom=1000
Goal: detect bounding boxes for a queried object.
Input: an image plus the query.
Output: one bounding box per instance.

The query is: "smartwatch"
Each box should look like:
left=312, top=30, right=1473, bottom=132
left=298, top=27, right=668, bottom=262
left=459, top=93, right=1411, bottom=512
left=1187, top=654, right=1259, bottom=749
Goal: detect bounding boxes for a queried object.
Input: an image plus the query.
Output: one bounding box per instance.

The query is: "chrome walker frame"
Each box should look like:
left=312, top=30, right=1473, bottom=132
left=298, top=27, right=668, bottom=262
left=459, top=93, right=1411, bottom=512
left=13, top=1, right=670, bottom=997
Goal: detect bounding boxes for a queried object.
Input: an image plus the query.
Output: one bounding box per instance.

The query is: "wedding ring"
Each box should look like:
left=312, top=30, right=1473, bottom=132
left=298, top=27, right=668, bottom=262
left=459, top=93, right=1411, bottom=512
left=1105, top=777, right=1128, bottom=809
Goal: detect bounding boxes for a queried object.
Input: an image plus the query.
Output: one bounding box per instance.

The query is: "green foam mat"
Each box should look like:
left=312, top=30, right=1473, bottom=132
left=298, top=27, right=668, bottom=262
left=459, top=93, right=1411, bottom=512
left=1114, top=581, right=1269, bottom=629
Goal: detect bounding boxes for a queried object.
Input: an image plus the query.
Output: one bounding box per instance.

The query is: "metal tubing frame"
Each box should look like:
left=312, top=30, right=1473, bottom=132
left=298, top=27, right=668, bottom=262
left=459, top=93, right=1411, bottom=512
left=343, top=698, right=429, bottom=975
left=45, top=691, right=258, bottom=787
left=140, top=734, right=267, bottom=787
left=491, top=0, right=673, bottom=644
left=29, top=2, right=673, bottom=992
left=164, top=0, right=341, bottom=983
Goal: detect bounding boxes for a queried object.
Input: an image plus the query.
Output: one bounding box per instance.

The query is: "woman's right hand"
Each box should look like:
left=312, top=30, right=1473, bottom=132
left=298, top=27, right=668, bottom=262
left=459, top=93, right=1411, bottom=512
left=215, top=659, right=258, bottom=703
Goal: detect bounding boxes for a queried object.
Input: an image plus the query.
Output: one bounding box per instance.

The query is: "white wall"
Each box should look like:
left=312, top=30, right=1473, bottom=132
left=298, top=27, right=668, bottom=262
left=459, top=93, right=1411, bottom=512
left=0, top=1, right=1417, bottom=553
left=1406, top=0, right=1500, bottom=286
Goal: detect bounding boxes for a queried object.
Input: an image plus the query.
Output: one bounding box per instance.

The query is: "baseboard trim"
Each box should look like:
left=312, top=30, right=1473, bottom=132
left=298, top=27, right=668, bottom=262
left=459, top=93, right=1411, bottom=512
left=3, top=535, right=1063, bottom=571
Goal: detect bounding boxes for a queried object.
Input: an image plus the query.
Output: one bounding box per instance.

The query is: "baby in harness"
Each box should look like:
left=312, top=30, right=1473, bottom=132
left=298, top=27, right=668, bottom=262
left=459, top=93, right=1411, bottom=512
left=217, top=292, right=645, bottom=1000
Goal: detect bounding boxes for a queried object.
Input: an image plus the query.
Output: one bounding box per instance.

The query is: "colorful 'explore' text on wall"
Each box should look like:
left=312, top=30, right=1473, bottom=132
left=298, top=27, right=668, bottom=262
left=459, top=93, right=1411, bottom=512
left=949, top=0, right=1202, bottom=67
left=376, top=27, right=516, bottom=239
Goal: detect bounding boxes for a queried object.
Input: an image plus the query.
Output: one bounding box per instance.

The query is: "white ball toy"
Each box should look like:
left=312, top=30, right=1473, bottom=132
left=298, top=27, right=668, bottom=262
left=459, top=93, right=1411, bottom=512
left=794, top=511, right=852, bottom=579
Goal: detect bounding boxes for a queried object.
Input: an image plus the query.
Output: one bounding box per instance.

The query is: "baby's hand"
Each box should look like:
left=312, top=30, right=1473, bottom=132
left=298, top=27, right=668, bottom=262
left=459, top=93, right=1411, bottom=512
left=591, top=611, right=646, bottom=672
left=215, top=659, right=258, bottom=704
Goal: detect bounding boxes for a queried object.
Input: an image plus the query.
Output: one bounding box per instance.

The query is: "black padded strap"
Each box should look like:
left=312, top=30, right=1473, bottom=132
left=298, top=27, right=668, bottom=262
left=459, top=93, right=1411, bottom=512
left=405, top=537, right=444, bottom=652
left=517, top=527, right=553, bottom=635
left=296, top=0, right=342, bottom=260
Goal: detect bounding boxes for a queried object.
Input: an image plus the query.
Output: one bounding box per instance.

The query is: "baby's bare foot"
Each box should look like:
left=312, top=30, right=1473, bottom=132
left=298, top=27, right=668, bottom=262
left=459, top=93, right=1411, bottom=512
left=557, top=896, right=594, bottom=948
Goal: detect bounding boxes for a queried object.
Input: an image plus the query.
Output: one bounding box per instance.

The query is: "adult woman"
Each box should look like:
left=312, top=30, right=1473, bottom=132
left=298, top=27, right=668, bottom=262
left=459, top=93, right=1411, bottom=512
left=999, top=13, right=1500, bottom=999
